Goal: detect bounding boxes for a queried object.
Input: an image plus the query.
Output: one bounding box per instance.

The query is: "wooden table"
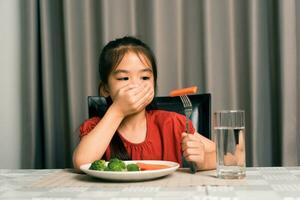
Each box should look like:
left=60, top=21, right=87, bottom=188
left=1, top=167, right=300, bottom=199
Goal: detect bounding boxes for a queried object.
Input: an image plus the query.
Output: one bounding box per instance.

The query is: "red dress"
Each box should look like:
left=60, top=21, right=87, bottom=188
left=79, top=110, right=195, bottom=166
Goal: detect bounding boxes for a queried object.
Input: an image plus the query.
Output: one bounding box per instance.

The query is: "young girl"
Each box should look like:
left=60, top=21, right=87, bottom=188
left=73, top=36, right=216, bottom=171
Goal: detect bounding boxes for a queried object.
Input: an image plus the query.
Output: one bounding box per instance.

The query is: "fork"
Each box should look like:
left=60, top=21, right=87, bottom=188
left=180, top=95, right=197, bottom=174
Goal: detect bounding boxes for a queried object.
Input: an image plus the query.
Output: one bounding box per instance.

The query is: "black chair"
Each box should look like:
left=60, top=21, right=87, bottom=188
left=88, top=94, right=211, bottom=139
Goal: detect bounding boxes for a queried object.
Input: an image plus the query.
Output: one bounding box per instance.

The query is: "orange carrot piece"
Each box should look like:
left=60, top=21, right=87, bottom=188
left=136, top=162, right=170, bottom=170
left=169, top=86, right=198, bottom=97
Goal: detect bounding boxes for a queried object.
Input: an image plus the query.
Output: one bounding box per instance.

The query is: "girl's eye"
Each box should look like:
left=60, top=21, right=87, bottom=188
left=117, top=77, right=129, bottom=81
left=141, top=77, right=150, bottom=80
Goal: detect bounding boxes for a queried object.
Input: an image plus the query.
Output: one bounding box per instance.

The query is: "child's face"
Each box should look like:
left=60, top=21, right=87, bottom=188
left=107, top=52, right=155, bottom=100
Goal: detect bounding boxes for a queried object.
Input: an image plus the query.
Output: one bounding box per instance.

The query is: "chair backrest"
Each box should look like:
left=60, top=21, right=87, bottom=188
left=88, top=93, right=211, bottom=138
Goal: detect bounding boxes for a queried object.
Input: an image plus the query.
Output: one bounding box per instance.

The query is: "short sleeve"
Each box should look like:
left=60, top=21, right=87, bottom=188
left=79, top=117, right=101, bottom=138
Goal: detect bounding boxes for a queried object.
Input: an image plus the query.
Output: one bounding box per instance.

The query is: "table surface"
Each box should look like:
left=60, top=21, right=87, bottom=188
left=1, top=167, right=300, bottom=199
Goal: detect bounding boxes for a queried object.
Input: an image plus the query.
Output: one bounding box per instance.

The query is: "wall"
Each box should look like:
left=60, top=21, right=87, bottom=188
left=0, top=0, right=21, bottom=168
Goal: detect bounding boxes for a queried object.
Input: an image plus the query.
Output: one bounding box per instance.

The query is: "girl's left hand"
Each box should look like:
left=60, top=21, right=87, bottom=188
left=181, top=132, right=205, bottom=170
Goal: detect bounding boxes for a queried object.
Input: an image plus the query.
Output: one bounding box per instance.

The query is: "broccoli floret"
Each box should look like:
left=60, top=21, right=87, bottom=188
left=107, top=158, right=126, bottom=171
left=89, top=160, right=106, bottom=171
left=126, top=163, right=140, bottom=171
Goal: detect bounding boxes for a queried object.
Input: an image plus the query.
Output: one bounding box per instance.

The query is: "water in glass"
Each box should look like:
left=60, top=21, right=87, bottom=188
left=214, top=110, right=246, bottom=179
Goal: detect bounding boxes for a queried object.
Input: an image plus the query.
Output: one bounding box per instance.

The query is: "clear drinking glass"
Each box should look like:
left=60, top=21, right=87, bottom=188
left=214, top=110, right=246, bottom=179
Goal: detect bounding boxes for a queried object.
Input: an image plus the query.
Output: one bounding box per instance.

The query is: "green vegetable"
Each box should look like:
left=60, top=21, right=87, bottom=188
left=107, top=158, right=126, bottom=171
left=126, top=163, right=140, bottom=171
left=89, top=160, right=106, bottom=171
left=89, top=158, right=141, bottom=172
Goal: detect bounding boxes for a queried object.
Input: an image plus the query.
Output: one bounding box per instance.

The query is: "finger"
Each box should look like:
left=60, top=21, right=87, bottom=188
left=182, top=136, right=204, bottom=148
left=181, top=132, right=188, bottom=138
left=134, top=86, right=154, bottom=111
left=140, top=86, right=154, bottom=105
left=182, top=131, right=196, bottom=137
left=116, top=84, right=139, bottom=99
left=132, top=83, right=153, bottom=103
left=136, top=93, right=153, bottom=111
left=182, top=142, right=204, bottom=153
left=121, top=83, right=139, bottom=92
left=182, top=147, right=204, bottom=157
left=126, top=85, right=144, bottom=96
left=127, top=83, right=150, bottom=100
left=181, top=134, right=200, bottom=145
left=124, top=86, right=152, bottom=113
left=182, top=135, right=204, bottom=150
left=184, top=154, right=203, bottom=163
left=183, top=148, right=204, bottom=159
left=122, top=85, right=146, bottom=105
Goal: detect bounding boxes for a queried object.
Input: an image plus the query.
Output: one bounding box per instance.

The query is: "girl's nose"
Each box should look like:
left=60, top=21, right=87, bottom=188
left=130, top=77, right=141, bottom=85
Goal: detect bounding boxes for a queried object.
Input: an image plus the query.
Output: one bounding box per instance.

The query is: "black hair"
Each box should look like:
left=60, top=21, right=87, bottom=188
left=98, top=36, right=158, bottom=160
left=98, top=36, right=157, bottom=94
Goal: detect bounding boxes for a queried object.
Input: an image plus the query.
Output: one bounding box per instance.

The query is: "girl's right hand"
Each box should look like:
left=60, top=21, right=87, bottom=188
left=110, top=83, right=154, bottom=117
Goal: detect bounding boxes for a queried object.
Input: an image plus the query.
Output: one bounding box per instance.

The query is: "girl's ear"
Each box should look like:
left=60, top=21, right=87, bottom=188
left=98, top=82, right=110, bottom=97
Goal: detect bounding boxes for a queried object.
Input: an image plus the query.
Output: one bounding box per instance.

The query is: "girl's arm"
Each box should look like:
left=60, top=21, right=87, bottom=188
left=73, top=104, right=124, bottom=170
left=181, top=132, right=216, bottom=171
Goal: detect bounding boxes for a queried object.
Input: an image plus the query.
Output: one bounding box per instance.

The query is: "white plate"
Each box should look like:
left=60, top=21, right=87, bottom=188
left=80, top=160, right=179, bottom=181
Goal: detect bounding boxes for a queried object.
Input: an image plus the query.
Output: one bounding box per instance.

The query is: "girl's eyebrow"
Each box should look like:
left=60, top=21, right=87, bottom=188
left=113, top=68, right=153, bottom=74
left=113, top=69, right=129, bottom=74
left=140, top=68, right=153, bottom=73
